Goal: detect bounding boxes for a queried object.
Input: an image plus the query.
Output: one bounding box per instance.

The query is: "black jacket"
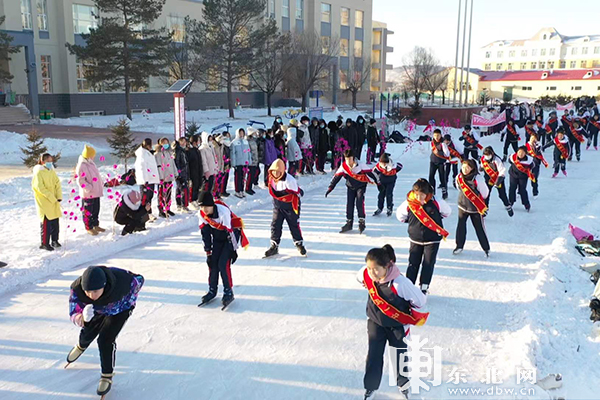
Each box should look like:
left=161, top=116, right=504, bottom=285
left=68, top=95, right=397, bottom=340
left=317, top=124, right=329, bottom=154
left=173, top=143, right=189, bottom=182
left=366, top=281, right=411, bottom=329
left=70, top=266, right=138, bottom=308
left=399, top=197, right=447, bottom=244
left=367, top=126, right=379, bottom=148
left=186, top=146, right=203, bottom=181
left=340, top=121, right=358, bottom=153
left=356, top=118, right=366, bottom=149
left=114, top=199, right=148, bottom=225
left=308, top=119, right=320, bottom=150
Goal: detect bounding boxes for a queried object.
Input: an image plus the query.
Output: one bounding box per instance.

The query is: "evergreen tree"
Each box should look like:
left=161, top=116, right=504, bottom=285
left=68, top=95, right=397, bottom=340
left=0, top=16, right=19, bottom=85
left=186, top=121, right=200, bottom=138
left=21, top=129, right=48, bottom=168
left=107, top=119, right=137, bottom=172
left=66, top=0, right=170, bottom=120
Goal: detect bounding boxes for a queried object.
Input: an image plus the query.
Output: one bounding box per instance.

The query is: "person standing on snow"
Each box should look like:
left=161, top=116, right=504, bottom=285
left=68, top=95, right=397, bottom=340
left=173, top=137, right=191, bottom=212
left=32, top=153, right=62, bottom=251
left=428, top=129, right=450, bottom=200
left=154, top=137, right=178, bottom=218
left=298, top=116, right=314, bottom=175
left=187, top=134, right=204, bottom=208
left=355, top=115, right=367, bottom=160
left=134, top=138, right=160, bottom=222
left=286, top=120, right=303, bottom=178
left=366, top=118, right=380, bottom=164
left=199, top=131, right=218, bottom=194
left=76, top=145, right=106, bottom=236
left=230, top=128, right=252, bottom=198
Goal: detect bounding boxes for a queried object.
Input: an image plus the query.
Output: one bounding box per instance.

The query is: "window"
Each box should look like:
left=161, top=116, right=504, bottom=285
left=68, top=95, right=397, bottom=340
left=497, top=51, right=503, bottom=58
left=76, top=58, right=99, bottom=92
left=371, top=49, right=380, bottom=62
left=37, top=0, right=48, bottom=31
left=372, top=68, right=380, bottom=81
left=548, top=61, right=555, bottom=69
left=521, top=86, right=532, bottom=91
left=73, top=4, right=97, bottom=34
left=520, top=62, right=527, bottom=70
left=485, top=51, right=491, bottom=59
left=295, top=0, right=303, bottom=19
left=581, top=60, right=587, bottom=68
left=373, top=31, right=381, bottom=45
left=282, top=0, right=289, bottom=18
left=341, top=7, right=349, bottom=26
left=570, top=60, right=576, bottom=68
left=540, top=49, right=546, bottom=56
left=549, top=48, right=555, bottom=56
left=339, top=69, right=348, bottom=89
left=354, top=40, right=362, bottom=58
left=507, top=63, right=513, bottom=70
left=531, top=62, right=537, bottom=69
left=560, top=60, right=566, bottom=68
left=355, top=10, right=363, bottom=28
left=40, top=55, right=52, bottom=93
left=546, top=86, right=557, bottom=91
left=521, top=50, right=527, bottom=57
left=582, top=47, right=588, bottom=55
left=484, top=63, right=491, bottom=71
left=509, top=50, right=515, bottom=58
left=572, top=86, right=582, bottom=91
left=340, top=38, right=349, bottom=56
left=571, top=47, right=578, bottom=55
left=269, top=0, right=275, bottom=18
left=168, top=15, right=185, bottom=42
left=21, top=0, right=33, bottom=30
left=543, top=34, right=547, bottom=40
left=531, top=49, right=537, bottom=56
left=539, top=61, right=546, bottom=69
left=321, top=36, right=330, bottom=54
left=595, top=46, right=600, bottom=54
left=321, top=3, right=331, bottom=23
left=496, top=63, right=503, bottom=70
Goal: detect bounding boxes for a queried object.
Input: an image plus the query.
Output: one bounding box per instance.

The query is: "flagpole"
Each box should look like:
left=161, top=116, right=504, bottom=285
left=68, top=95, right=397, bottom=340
left=465, top=0, right=474, bottom=106
left=452, top=0, right=462, bottom=107
left=458, top=0, right=468, bottom=107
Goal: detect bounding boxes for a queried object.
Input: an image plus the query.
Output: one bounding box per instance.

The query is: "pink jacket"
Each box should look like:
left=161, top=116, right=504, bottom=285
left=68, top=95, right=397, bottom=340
left=76, top=156, right=103, bottom=199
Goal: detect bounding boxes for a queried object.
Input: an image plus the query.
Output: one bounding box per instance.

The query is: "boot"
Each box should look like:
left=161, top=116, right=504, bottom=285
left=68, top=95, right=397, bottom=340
left=420, top=283, right=429, bottom=296
left=158, top=211, right=167, bottom=218
left=97, top=373, right=113, bottom=396
left=234, top=192, right=244, bottom=199
left=295, top=241, right=307, bottom=256
left=199, top=288, right=217, bottom=306
left=386, top=208, right=393, bottom=217
left=222, top=289, right=235, bottom=309
left=502, top=155, right=507, bottom=162
left=358, top=218, right=366, bottom=234
left=87, top=228, right=98, bottom=236
left=39, top=244, right=54, bottom=251
left=364, top=389, right=376, bottom=399
left=264, top=242, right=279, bottom=258
left=94, top=226, right=106, bottom=233
left=66, top=344, right=86, bottom=364
left=563, top=170, right=567, bottom=176
left=246, top=188, right=256, bottom=195
left=222, top=191, right=231, bottom=197
left=552, top=172, right=558, bottom=178
left=506, top=205, right=514, bottom=217
left=453, top=248, right=463, bottom=255
left=51, top=241, right=62, bottom=248
left=340, top=220, right=353, bottom=233
left=167, top=210, right=176, bottom=217
left=372, top=209, right=382, bottom=216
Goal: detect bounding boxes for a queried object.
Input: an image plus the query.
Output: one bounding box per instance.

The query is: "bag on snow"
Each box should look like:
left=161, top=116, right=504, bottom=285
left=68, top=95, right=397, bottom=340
left=569, top=224, right=594, bottom=241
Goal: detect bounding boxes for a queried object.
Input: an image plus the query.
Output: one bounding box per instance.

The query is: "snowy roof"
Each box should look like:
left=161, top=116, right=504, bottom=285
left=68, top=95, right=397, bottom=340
left=481, top=27, right=600, bottom=48
left=480, top=69, right=600, bottom=82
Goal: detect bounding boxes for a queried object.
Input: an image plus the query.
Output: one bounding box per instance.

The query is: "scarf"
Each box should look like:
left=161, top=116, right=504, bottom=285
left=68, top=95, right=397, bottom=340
left=545, top=117, right=558, bottom=133
left=342, top=160, right=372, bottom=183
left=457, top=174, right=488, bottom=215
left=431, top=140, right=450, bottom=161
left=268, top=178, right=300, bottom=214
left=406, top=191, right=449, bottom=239
left=375, top=163, right=398, bottom=176
left=200, top=201, right=250, bottom=249
left=511, top=154, right=536, bottom=182
left=462, top=131, right=483, bottom=149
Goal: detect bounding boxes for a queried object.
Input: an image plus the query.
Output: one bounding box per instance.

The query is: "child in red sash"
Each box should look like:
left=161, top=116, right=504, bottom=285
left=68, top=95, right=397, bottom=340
left=197, top=191, right=247, bottom=308
left=444, top=134, right=463, bottom=189
left=397, top=178, right=451, bottom=294
left=526, top=133, right=548, bottom=198
left=569, top=120, right=586, bottom=161
left=500, top=119, right=521, bottom=162
left=357, top=245, right=427, bottom=400
left=480, top=146, right=513, bottom=216
left=454, top=159, right=490, bottom=257
left=326, top=149, right=376, bottom=234
left=458, top=124, right=481, bottom=160
left=508, top=147, right=535, bottom=212
left=372, top=153, right=403, bottom=217
left=587, top=114, right=600, bottom=151
left=543, top=127, right=570, bottom=178
left=264, top=159, right=306, bottom=258
left=429, top=129, right=450, bottom=199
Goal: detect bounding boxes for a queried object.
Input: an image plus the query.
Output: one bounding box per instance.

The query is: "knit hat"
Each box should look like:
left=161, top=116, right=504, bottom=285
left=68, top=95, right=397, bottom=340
left=198, top=191, right=215, bottom=207
left=268, top=159, right=286, bottom=181
left=289, top=118, right=298, bottom=126
left=370, top=118, right=377, bottom=125
left=81, top=266, right=107, bottom=291
left=82, top=144, right=96, bottom=159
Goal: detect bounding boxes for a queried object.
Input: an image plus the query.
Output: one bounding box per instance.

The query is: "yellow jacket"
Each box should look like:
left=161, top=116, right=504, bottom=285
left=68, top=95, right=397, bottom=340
left=32, top=164, right=63, bottom=221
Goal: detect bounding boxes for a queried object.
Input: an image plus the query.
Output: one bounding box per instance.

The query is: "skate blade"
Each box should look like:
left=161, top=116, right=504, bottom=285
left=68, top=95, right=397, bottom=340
left=197, top=298, right=216, bottom=307
left=64, top=362, right=71, bottom=369
left=221, top=299, right=235, bottom=311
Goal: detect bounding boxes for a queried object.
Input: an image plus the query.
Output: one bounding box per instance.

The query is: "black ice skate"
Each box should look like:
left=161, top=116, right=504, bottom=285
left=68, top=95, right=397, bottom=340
left=358, top=218, right=366, bottom=234
left=364, top=389, right=376, bottom=399
left=372, top=209, right=383, bottom=216
left=386, top=208, right=393, bottom=217
left=295, top=242, right=307, bottom=256
left=221, top=291, right=235, bottom=310
left=198, top=289, right=217, bottom=307
left=263, top=243, right=279, bottom=258
left=340, top=220, right=353, bottom=233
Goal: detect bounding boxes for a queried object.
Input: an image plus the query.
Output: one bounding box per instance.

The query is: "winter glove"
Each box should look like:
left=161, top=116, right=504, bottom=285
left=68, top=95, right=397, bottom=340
left=231, top=251, right=239, bottom=265
left=396, top=162, right=403, bottom=172
left=458, top=136, right=464, bottom=141
left=495, top=176, right=505, bottom=188
left=299, top=188, right=304, bottom=197
left=500, top=134, right=505, bottom=142
left=83, top=304, right=94, bottom=323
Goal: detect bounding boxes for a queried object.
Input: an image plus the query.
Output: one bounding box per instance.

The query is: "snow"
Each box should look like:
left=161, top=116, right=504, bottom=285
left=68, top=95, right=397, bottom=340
left=1, top=125, right=600, bottom=399
left=0, top=130, right=103, bottom=165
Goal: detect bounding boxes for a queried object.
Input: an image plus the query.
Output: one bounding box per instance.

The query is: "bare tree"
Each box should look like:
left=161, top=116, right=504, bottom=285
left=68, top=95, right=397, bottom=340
left=159, top=17, right=205, bottom=86
left=424, top=67, right=450, bottom=105
left=287, top=31, right=340, bottom=111
left=341, top=57, right=371, bottom=109
left=401, top=46, right=438, bottom=105
left=249, top=32, right=292, bottom=116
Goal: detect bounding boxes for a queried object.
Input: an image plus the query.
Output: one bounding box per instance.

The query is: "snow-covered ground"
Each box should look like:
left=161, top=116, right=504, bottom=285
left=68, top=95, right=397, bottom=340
left=1, top=125, right=599, bottom=399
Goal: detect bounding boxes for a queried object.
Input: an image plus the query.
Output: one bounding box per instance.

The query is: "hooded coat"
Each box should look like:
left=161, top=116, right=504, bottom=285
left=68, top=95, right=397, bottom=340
left=230, top=128, right=252, bottom=167
left=154, top=139, right=178, bottom=182
left=286, top=127, right=303, bottom=162
left=340, top=118, right=358, bottom=153
left=75, top=155, right=103, bottom=199
left=134, top=145, right=160, bottom=185
left=32, top=164, right=63, bottom=221
left=199, top=132, right=218, bottom=177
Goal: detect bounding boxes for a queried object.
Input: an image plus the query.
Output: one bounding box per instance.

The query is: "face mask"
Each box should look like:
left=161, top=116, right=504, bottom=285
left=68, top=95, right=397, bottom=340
left=320, top=125, right=325, bottom=129
left=162, top=144, right=169, bottom=150
left=484, top=155, right=492, bottom=161
left=45, top=162, right=53, bottom=169
left=277, top=119, right=282, bottom=123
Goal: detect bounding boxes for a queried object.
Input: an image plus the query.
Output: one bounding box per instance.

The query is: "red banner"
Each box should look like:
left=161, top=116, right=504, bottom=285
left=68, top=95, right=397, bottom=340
left=471, top=110, right=506, bottom=127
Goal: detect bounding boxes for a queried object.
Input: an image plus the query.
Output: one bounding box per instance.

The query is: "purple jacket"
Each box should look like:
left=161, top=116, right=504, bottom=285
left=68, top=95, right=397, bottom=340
left=264, top=138, right=278, bottom=167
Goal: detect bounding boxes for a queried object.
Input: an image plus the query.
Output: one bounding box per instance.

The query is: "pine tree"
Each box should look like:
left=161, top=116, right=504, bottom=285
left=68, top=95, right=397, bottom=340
left=21, top=129, right=48, bottom=168
left=66, top=0, right=170, bottom=120
left=0, top=16, right=19, bottom=85
left=186, top=121, right=200, bottom=138
left=107, top=119, right=137, bottom=172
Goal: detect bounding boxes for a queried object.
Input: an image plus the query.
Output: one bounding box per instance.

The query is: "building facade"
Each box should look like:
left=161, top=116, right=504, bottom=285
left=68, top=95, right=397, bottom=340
left=481, top=27, right=600, bottom=72
left=371, top=20, right=393, bottom=92
left=1, top=0, right=382, bottom=117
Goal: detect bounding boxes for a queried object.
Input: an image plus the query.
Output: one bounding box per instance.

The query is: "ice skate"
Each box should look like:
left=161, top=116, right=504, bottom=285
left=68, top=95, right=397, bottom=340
left=453, top=248, right=463, bottom=255
left=198, top=289, right=217, bottom=307
left=295, top=242, right=307, bottom=256
left=358, top=218, right=366, bottom=234
left=65, top=344, right=86, bottom=367
left=340, top=220, right=353, bottom=233
left=386, top=208, right=393, bottom=217
left=506, top=205, right=514, bottom=217
left=97, top=373, right=113, bottom=397
left=263, top=243, right=279, bottom=258
left=364, top=389, right=376, bottom=399
left=372, top=209, right=382, bottom=216
left=221, top=291, right=235, bottom=310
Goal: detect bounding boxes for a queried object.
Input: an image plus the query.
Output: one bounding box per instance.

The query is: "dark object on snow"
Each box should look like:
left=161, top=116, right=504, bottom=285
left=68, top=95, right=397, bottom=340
left=388, top=130, right=411, bottom=144
left=104, top=168, right=136, bottom=187
left=0, top=261, right=7, bottom=268
left=576, top=239, right=600, bottom=257
left=591, top=270, right=600, bottom=285
left=590, top=298, right=600, bottom=322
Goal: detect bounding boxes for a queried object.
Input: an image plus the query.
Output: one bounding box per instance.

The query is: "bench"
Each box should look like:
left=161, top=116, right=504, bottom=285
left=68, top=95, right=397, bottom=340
left=79, top=110, right=105, bottom=117
left=132, top=108, right=150, bottom=114
left=205, top=106, right=221, bottom=110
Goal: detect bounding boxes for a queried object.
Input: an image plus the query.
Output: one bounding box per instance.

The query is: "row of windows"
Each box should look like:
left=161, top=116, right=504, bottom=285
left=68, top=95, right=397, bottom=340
left=484, top=59, right=597, bottom=71
left=485, top=46, right=600, bottom=59
left=21, top=0, right=47, bottom=31
left=321, top=3, right=363, bottom=27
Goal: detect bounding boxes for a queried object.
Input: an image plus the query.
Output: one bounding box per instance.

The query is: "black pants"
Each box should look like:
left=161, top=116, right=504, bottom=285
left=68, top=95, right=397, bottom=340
left=300, top=148, right=314, bottom=174
left=234, top=166, right=246, bottom=193
left=569, top=138, right=581, bottom=160
left=540, top=132, right=548, bottom=148
left=214, top=172, right=226, bottom=195
left=407, top=242, right=440, bottom=288
left=316, top=152, right=327, bottom=172
left=288, top=161, right=299, bottom=177
left=356, top=143, right=364, bottom=160
left=141, top=184, right=155, bottom=214
left=455, top=209, right=490, bottom=252
left=509, top=175, right=530, bottom=209
left=271, top=206, right=303, bottom=245
left=83, top=197, right=100, bottom=230
left=428, top=162, right=447, bottom=196
left=115, top=212, right=146, bottom=234
left=208, top=240, right=234, bottom=291
left=485, top=181, right=510, bottom=207
left=190, top=176, right=202, bottom=202
left=347, top=186, right=366, bottom=221
left=531, top=162, right=540, bottom=196
left=157, top=182, right=173, bottom=213
left=377, top=183, right=394, bottom=211
left=588, top=131, right=599, bottom=148
left=79, top=308, right=132, bottom=375
left=176, top=179, right=189, bottom=207
left=245, top=166, right=259, bottom=191
left=367, top=145, right=377, bottom=164
left=445, top=163, right=458, bottom=187
left=463, top=148, right=478, bottom=160
left=553, top=159, right=566, bottom=174
left=203, top=174, right=215, bottom=193
left=40, top=216, right=59, bottom=245
left=364, top=319, right=409, bottom=391
left=503, top=140, right=518, bottom=157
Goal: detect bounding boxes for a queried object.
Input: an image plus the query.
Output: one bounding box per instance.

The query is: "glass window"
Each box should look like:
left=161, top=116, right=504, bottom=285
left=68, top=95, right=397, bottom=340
left=570, top=60, right=576, bottom=68
left=507, top=63, right=513, bottom=70
left=521, top=50, right=527, bottom=57
left=321, top=3, right=331, bottom=23
left=37, top=0, right=48, bottom=31
left=484, top=63, right=491, bottom=71
left=21, top=0, right=33, bottom=30
left=295, top=0, right=303, bottom=19
left=559, top=60, right=566, bottom=68
left=549, top=48, right=555, bottom=56
left=371, top=49, right=380, bottom=62
left=76, top=58, right=99, bottom=92
left=373, top=31, right=381, bottom=45
left=496, top=63, right=503, bottom=70
left=340, top=38, right=349, bottom=56
left=269, top=0, right=275, bottom=18
left=540, top=49, right=546, bottom=56
left=509, top=50, right=515, bottom=58
left=341, top=7, right=349, bottom=26
left=40, top=55, right=52, bottom=93
left=339, top=69, right=348, bottom=89
left=582, top=47, right=588, bottom=55
left=548, top=61, right=555, bottom=69
left=73, top=4, right=97, bottom=34
left=571, top=47, right=578, bottom=55
left=321, top=36, right=330, bottom=54
left=520, top=62, right=527, bottom=70
left=531, top=62, right=537, bottom=69
left=531, top=49, right=537, bottom=56
left=355, top=10, right=363, bottom=28
left=485, top=51, right=491, bottom=59
left=282, top=0, right=289, bottom=18
left=581, top=60, right=587, bottom=68
left=354, top=40, right=362, bottom=58
left=497, top=51, right=503, bottom=58
left=539, top=61, right=546, bottom=69
left=168, top=15, right=185, bottom=42
left=372, top=68, right=380, bottom=81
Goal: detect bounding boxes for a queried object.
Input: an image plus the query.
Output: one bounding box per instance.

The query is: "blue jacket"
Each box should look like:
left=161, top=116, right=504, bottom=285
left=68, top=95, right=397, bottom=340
left=230, top=129, right=252, bottom=167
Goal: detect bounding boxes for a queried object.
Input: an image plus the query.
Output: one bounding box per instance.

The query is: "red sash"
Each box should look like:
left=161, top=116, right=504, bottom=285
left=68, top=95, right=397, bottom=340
left=507, top=125, right=520, bottom=140
left=375, top=163, right=398, bottom=176
left=431, top=140, right=450, bottom=161
left=525, top=126, right=537, bottom=139
left=268, top=179, right=300, bottom=214
left=545, top=118, right=557, bottom=133
left=457, top=174, right=487, bottom=215
left=555, top=136, right=569, bottom=160
left=200, top=201, right=250, bottom=248
left=511, top=154, right=536, bottom=182
left=462, top=131, right=483, bottom=150
left=572, top=129, right=586, bottom=143
left=363, top=269, right=429, bottom=326
left=448, top=146, right=463, bottom=164
left=481, top=156, right=499, bottom=186
left=526, top=143, right=549, bottom=168
left=590, top=119, right=600, bottom=130
left=342, top=161, right=372, bottom=183
left=406, top=191, right=449, bottom=239
left=535, top=120, right=544, bottom=130
left=562, top=116, right=574, bottom=130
